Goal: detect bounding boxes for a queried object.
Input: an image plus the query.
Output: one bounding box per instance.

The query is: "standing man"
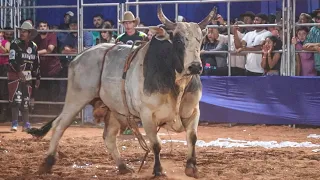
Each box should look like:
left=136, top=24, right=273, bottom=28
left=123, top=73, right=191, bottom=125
left=7, top=21, right=40, bottom=131
left=34, top=20, right=61, bottom=113
left=239, top=11, right=255, bottom=33
left=116, top=11, right=147, bottom=45
left=234, top=13, right=272, bottom=76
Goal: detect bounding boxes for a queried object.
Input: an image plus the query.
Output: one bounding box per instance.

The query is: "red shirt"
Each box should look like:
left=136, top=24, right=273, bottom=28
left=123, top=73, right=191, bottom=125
left=33, top=33, right=61, bottom=77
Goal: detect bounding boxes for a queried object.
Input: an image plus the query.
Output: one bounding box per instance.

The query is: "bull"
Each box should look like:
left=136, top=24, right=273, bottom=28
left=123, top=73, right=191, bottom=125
left=28, top=5, right=217, bottom=178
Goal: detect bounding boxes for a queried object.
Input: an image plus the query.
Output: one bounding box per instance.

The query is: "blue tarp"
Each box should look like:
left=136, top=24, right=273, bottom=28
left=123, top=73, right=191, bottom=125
left=199, top=76, right=320, bottom=126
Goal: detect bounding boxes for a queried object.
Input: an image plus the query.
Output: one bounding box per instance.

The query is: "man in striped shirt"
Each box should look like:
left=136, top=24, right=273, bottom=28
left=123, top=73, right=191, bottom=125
left=303, top=9, right=320, bottom=76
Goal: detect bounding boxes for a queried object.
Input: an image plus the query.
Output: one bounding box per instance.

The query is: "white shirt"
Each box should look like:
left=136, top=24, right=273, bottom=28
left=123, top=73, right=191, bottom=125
left=242, top=29, right=272, bottom=73
left=218, top=31, right=246, bottom=69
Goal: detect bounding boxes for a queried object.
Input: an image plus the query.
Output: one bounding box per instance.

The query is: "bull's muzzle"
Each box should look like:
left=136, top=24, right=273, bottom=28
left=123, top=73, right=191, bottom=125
left=188, top=62, right=203, bottom=75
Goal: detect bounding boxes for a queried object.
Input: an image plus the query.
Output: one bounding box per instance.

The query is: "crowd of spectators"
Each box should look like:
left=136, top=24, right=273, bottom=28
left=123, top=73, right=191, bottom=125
left=0, top=8, right=320, bottom=121
left=200, top=9, right=320, bottom=77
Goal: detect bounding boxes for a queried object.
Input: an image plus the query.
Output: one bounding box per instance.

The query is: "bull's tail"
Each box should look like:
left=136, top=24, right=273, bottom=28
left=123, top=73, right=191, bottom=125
left=26, top=117, right=57, bottom=138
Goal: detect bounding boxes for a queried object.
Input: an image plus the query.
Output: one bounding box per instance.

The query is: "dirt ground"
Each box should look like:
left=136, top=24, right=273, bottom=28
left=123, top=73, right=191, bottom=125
left=1, top=123, right=320, bottom=180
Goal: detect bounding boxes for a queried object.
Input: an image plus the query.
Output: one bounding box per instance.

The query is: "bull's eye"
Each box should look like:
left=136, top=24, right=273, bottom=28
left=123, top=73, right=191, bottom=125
left=177, top=40, right=182, bottom=44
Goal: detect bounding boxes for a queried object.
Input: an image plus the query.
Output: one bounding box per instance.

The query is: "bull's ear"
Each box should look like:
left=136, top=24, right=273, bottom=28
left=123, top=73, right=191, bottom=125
left=149, top=26, right=166, bottom=36
left=149, top=26, right=170, bottom=41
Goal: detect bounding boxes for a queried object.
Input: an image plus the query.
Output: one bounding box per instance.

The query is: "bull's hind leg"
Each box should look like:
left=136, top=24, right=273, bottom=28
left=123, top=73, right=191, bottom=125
left=182, top=107, right=200, bottom=178
left=140, top=110, right=164, bottom=176
left=103, top=112, right=134, bottom=174
left=39, top=97, right=92, bottom=174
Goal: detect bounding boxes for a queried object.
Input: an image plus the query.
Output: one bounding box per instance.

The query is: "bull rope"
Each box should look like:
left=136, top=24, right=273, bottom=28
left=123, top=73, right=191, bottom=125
left=120, top=41, right=151, bottom=173
left=98, top=43, right=122, bottom=95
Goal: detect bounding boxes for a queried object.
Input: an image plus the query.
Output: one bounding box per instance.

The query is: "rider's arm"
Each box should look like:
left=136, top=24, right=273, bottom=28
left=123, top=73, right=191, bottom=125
left=8, top=41, right=21, bottom=72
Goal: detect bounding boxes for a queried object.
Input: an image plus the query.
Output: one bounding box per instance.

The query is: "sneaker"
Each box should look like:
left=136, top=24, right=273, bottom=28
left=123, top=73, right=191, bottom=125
left=22, top=122, right=31, bottom=132
left=123, top=128, right=133, bottom=135
left=11, top=120, right=18, bottom=131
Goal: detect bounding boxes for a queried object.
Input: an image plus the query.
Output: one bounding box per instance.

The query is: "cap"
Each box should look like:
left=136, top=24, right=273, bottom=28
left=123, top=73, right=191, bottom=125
left=65, top=11, right=74, bottom=17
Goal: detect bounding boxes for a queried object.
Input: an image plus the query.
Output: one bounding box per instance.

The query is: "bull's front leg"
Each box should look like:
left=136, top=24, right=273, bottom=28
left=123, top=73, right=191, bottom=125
left=183, top=107, right=200, bottom=178
left=140, top=109, right=165, bottom=177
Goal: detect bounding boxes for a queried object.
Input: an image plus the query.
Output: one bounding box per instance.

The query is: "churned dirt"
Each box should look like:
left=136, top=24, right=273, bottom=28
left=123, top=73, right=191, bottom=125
left=0, top=123, right=320, bottom=180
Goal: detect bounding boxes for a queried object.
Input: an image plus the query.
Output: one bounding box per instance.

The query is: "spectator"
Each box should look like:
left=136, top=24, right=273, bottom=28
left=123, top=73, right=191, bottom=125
left=57, top=12, right=74, bottom=52
left=20, top=19, right=34, bottom=27
left=33, top=20, right=62, bottom=104
left=92, top=14, right=104, bottom=45
left=59, top=11, right=74, bottom=30
left=147, top=30, right=154, bottom=41
left=96, top=23, right=115, bottom=44
left=234, top=13, right=272, bottom=76
left=292, top=27, right=316, bottom=76
left=303, top=9, right=320, bottom=76
left=61, top=17, right=93, bottom=52
left=239, top=11, right=255, bottom=33
left=215, top=21, right=247, bottom=76
left=261, top=36, right=282, bottom=75
left=201, top=27, right=228, bottom=76
left=267, top=14, right=281, bottom=38
left=298, top=13, right=313, bottom=24
left=4, top=27, right=13, bottom=42
left=0, top=28, right=10, bottom=122
left=58, top=17, right=92, bottom=101
left=211, top=14, right=228, bottom=35
left=34, top=21, right=61, bottom=77
left=116, top=11, right=147, bottom=45
left=104, top=19, right=117, bottom=38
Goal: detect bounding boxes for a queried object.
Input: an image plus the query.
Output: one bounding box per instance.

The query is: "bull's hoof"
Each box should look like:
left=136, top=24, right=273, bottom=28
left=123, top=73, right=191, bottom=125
left=185, top=165, right=199, bottom=179
left=38, top=163, right=52, bottom=174
left=153, top=166, right=165, bottom=177
left=153, top=171, right=165, bottom=177
left=118, top=163, right=134, bottom=174
left=38, top=155, right=56, bottom=174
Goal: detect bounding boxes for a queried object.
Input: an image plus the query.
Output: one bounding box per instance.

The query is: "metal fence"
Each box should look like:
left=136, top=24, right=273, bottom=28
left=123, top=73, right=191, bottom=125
left=0, top=0, right=318, bottom=124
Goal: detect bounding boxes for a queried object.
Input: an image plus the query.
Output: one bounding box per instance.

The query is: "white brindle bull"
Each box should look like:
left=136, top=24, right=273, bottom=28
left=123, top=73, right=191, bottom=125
left=28, top=5, right=217, bottom=178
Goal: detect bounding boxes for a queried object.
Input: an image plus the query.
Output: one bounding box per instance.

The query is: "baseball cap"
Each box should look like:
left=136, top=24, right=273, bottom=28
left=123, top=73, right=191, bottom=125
left=65, top=11, right=74, bottom=17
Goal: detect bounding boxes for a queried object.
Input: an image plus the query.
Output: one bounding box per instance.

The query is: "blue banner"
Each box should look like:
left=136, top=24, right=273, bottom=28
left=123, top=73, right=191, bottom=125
left=200, top=76, right=320, bottom=126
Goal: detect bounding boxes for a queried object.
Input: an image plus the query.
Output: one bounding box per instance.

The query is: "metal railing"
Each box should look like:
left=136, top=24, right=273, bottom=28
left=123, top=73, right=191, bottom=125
left=0, top=2, right=81, bottom=121
left=125, top=0, right=288, bottom=77
left=80, top=1, right=121, bottom=50
left=1, top=0, right=319, bottom=124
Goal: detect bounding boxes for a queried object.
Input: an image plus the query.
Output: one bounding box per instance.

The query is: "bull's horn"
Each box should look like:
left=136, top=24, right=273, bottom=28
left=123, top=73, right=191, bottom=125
left=157, top=4, right=177, bottom=30
left=198, top=7, right=218, bottom=30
